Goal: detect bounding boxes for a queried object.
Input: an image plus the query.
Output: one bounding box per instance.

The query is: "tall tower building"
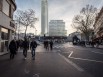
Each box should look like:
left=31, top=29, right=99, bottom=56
left=41, top=0, right=48, bottom=36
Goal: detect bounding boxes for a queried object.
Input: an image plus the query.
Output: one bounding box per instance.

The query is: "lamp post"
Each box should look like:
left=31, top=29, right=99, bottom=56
left=34, top=26, right=37, bottom=36
left=35, top=29, right=37, bottom=39
left=14, top=16, right=21, bottom=40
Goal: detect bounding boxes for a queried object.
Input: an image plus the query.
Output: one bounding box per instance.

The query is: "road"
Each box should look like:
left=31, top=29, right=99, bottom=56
left=0, top=43, right=102, bottom=77
left=54, top=43, right=103, bottom=77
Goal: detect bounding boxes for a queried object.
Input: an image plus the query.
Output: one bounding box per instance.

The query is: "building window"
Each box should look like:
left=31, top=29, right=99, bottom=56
left=9, top=5, right=15, bottom=18
left=1, top=28, right=8, bottom=40
left=0, top=0, right=2, bottom=11
left=1, top=28, right=9, bottom=52
left=9, top=5, right=11, bottom=18
left=2, top=0, right=10, bottom=16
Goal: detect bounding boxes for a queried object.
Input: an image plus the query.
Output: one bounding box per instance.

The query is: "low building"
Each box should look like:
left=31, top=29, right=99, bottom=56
left=49, top=20, right=67, bottom=36
left=0, top=0, right=16, bottom=54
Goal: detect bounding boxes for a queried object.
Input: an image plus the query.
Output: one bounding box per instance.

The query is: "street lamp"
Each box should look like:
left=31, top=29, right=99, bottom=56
left=34, top=25, right=37, bottom=36
left=36, top=30, right=37, bottom=35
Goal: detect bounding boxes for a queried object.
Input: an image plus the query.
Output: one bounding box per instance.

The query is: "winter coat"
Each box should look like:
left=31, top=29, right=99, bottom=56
left=22, top=40, right=29, bottom=49
left=30, top=41, right=37, bottom=49
left=9, top=40, right=17, bottom=54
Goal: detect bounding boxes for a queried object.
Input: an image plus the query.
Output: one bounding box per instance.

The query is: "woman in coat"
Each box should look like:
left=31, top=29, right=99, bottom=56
left=9, top=39, right=17, bottom=59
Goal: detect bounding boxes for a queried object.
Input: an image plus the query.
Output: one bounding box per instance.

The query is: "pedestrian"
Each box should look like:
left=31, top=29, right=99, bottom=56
left=19, top=39, right=23, bottom=49
left=96, top=39, right=100, bottom=48
left=22, top=37, right=29, bottom=59
left=91, top=40, right=95, bottom=47
left=45, top=40, right=49, bottom=50
left=16, top=40, right=20, bottom=53
left=44, top=40, right=46, bottom=48
left=9, top=38, right=17, bottom=59
left=30, top=39, right=37, bottom=60
left=49, top=40, right=53, bottom=50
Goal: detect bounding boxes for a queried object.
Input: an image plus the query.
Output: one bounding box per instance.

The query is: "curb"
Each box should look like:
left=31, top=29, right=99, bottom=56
left=0, top=52, right=9, bottom=56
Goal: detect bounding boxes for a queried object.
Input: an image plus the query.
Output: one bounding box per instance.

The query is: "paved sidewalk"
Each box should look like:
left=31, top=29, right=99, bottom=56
left=86, top=45, right=103, bottom=49
left=67, top=42, right=103, bottom=49
left=0, top=51, right=9, bottom=56
left=99, top=45, right=103, bottom=49
left=0, top=45, right=93, bottom=77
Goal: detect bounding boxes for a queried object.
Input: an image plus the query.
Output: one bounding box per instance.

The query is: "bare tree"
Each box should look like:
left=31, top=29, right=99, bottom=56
left=72, top=4, right=97, bottom=41
left=15, top=9, right=37, bottom=38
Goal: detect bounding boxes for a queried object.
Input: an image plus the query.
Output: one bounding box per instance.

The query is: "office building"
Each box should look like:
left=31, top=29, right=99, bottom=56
left=49, top=20, right=67, bottom=36
left=0, top=0, right=16, bottom=54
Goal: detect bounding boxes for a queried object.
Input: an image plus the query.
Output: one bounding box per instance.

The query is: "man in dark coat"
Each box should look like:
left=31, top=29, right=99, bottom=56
left=9, top=39, right=17, bottom=59
left=43, top=40, right=46, bottom=48
left=22, top=38, right=29, bottom=59
left=49, top=40, right=53, bottom=50
left=45, top=40, right=49, bottom=50
left=30, top=39, right=37, bottom=60
left=16, top=40, right=20, bottom=51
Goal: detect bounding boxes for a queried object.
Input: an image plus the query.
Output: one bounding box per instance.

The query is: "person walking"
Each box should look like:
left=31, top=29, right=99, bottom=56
left=96, top=39, right=100, bottom=48
left=49, top=40, right=53, bottom=50
left=9, top=38, right=17, bottom=59
left=22, top=38, right=29, bottom=59
left=30, top=39, right=37, bottom=60
left=45, top=40, right=49, bottom=50
left=44, top=40, right=46, bottom=48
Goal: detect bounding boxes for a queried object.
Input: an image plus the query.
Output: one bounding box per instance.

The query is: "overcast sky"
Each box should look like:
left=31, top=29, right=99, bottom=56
left=15, top=0, right=103, bottom=35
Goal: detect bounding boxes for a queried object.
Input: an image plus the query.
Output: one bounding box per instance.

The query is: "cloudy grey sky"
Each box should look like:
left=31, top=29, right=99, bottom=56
left=15, top=0, right=103, bottom=35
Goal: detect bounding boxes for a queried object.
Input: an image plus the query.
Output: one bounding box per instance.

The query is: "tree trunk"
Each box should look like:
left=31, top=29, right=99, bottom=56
left=24, top=26, right=28, bottom=38
left=85, top=33, right=89, bottom=41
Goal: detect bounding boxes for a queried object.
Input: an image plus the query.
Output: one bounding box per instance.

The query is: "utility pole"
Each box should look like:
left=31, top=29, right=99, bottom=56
left=18, top=17, right=20, bottom=40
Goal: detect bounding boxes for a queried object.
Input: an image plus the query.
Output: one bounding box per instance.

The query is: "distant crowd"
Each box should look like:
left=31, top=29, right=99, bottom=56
left=73, top=39, right=103, bottom=48
left=43, top=40, right=53, bottom=50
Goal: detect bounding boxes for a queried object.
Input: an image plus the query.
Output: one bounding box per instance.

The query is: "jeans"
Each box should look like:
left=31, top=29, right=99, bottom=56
left=10, top=53, right=14, bottom=59
left=31, top=48, right=36, bottom=57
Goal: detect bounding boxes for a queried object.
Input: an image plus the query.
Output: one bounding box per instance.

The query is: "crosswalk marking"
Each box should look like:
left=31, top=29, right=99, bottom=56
left=91, top=51, right=103, bottom=54
left=58, top=53, right=84, bottom=72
